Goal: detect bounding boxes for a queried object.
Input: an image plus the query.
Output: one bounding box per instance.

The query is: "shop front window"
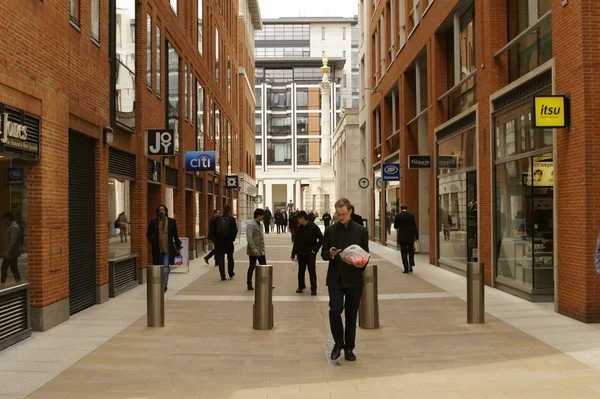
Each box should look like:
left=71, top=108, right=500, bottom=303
left=108, top=177, right=131, bottom=258
left=373, top=166, right=382, bottom=242
left=495, top=152, right=554, bottom=290
left=166, top=187, right=174, bottom=218
left=437, top=126, right=477, bottom=269
left=0, top=159, right=28, bottom=289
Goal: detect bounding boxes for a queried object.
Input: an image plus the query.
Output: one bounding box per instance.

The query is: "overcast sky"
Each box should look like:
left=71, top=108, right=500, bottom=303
left=258, top=0, right=358, bottom=19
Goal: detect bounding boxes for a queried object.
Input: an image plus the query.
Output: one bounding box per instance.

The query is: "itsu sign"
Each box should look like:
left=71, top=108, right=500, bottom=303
left=145, top=129, right=176, bottom=156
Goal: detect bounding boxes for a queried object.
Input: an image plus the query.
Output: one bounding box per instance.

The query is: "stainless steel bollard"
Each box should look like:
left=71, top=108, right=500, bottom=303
left=147, top=265, right=165, bottom=327
left=466, top=262, right=485, bottom=324
left=253, top=264, right=273, bottom=330
left=359, top=264, right=379, bottom=329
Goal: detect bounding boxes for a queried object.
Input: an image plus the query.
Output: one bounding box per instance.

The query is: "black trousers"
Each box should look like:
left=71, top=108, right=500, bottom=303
left=290, top=227, right=297, bottom=242
left=264, top=223, right=270, bottom=234
left=328, top=286, right=363, bottom=350
left=215, top=252, right=235, bottom=279
left=1, top=258, right=21, bottom=284
left=297, top=253, right=317, bottom=290
left=399, top=242, right=415, bottom=271
left=205, top=248, right=216, bottom=260
left=247, top=255, right=267, bottom=285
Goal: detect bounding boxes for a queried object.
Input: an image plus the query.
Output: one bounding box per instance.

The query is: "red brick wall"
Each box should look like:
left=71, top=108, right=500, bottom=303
left=554, top=0, right=600, bottom=322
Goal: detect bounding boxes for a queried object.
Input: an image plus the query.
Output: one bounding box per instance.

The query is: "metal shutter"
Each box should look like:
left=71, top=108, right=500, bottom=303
left=109, top=148, right=136, bottom=180
left=68, top=132, right=97, bottom=315
left=0, top=286, right=31, bottom=351
left=166, top=167, right=178, bottom=188
left=185, top=173, right=193, bottom=191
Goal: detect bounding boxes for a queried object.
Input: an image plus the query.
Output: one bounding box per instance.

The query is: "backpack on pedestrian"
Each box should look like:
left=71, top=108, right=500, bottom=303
left=216, top=216, right=231, bottom=238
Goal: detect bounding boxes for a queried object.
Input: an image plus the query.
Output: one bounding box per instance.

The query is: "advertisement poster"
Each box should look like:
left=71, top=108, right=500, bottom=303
left=172, top=237, right=189, bottom=273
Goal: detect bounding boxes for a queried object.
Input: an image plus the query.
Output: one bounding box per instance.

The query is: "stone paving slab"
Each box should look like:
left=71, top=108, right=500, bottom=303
left=20, top=233, right=600, bottom=398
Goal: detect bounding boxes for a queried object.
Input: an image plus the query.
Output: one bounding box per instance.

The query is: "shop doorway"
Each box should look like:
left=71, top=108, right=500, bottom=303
left=68, top=132, right=97, bottom=315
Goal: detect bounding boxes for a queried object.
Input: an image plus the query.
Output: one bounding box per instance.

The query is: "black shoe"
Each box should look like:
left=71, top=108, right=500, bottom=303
left=296, top=288, right=304, bottom=293
left=403, top=270, right=409, bottom=274
left=409, top=268, right=414, bottom=273
left=164, top=285, right=168, bottom=292
left=221, top=277, right=226, bottom=281
left=311, top=289, right=317, bottom=296
left=230, top=272, right=235, bottom=279
left=204, top=256, right=209, bottom=265
left=247, top=284, right=254, bottom=290
left=344, top=349, right=356, bottom=361
left=330, top=346, right=342, bottom=361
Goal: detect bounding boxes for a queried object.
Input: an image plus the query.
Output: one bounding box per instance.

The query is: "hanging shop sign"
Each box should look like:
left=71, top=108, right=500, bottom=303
left=358, top=177, right=370, bottom=189
left=145, top=129, right=175, bottom=156
left=225, top=175, right=239, bottom=189
left=533, top=95, right=570, bottom=129
left=255, top=195, right=263, bottom=204
left=382, top=163, right=401, bottom=181
left=408, top=155, right=431, bottom=169
left=6, top=168, right=24, bottom=186
left=0, top=104, right=40, bottom=159
left=185, top=151, right=216, bottom=172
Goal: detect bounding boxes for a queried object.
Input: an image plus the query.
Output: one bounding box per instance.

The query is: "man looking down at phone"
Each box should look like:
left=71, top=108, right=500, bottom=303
left=321, top=198, right=370, bottom=362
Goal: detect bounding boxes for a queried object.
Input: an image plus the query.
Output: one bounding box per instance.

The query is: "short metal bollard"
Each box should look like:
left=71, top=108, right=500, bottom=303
left=253, top=264, right=273, bottom=330
left=359, top=264, right=379, bottom=329
left=466, top=262, right=485, bottom=324
left=147, top=265, right=165, bottom=328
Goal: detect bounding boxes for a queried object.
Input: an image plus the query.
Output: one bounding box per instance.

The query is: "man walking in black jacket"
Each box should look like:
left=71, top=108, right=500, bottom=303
left=321, top=198, right=369, bottom=362
left=291, top=211, right=323, bottom=295
left=394, top=204, right=419, bottom=273
left=209, top=204, right=238, bottom=281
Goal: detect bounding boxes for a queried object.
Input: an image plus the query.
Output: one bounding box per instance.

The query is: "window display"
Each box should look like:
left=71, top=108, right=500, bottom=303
left=108, top=177, right=131, bottom=258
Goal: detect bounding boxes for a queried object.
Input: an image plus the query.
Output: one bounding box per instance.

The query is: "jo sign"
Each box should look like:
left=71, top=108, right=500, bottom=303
left=382, top=163, right=401, bottom=181
left=185, top=151, right=216, bottom=172
left=145, top=129, right=175, bottom=156
left=533, top=95, right=570, bottom=129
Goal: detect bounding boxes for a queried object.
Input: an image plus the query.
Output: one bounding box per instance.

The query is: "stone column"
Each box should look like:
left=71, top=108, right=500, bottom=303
left=320, top=58, right=332, bottom=165
left=295, top=180, right=301, bottom=211
left=287, top=183, right=294, bottom=209
left=258, top=180, right=264, bottom=209
left=265, top=182, right=273, bottom=212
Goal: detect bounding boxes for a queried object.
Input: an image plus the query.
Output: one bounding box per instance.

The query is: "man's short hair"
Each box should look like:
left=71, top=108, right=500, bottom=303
left=335, top=198, right=352, bottom=211
left=213, top=209, right=220, bottom=215
left=253, top=208, right=265, bottom=219
left=224, top=204, right=232, bottom=215
left=2, top=211, right=15, bottom=222
left=400, top=204, right=408, bottom=210
left=296, top=210, right=308, bottom=220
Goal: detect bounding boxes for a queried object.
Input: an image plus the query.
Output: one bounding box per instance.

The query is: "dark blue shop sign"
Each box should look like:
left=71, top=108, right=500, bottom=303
left=382, top=163, right=401, bottom=181
left=185, top=151, right=216, bottom=172
left=6, top=168, right=24, bottom=186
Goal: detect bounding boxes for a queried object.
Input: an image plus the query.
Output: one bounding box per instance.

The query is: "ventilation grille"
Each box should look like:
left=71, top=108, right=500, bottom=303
left=493, top=70, right=552, bottom=112
left=0, top=289, right=28, bottom=342
left=109, top=257, right=138, bottom=297
left=437, top=112, right=476, bottom=141
left=166, top=167, right=178, bottom=188
left=185, top=173, right=193, bottom=190
left=109, top=148, right=136, bottom=180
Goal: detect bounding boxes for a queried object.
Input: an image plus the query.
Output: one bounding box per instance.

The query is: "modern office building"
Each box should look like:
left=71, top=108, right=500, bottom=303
left=0, top=0, right=261, bottom=349
left=254, top=17, right=358, bottom=214
left=363, top=0, right=600, bottom=322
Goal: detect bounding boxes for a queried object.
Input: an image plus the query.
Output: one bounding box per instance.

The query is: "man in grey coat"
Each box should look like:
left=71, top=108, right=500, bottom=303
left=246, top=208, right=267, bottom=290
left=1, top=211, right=22, bottom=286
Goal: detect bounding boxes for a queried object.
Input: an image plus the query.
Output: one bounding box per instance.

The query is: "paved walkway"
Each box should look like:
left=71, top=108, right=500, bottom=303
left=3, top=233, right=600, bottom=398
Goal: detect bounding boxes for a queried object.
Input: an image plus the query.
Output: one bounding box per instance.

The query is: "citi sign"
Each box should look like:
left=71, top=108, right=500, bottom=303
left=185, top=151, right=216, bottom=172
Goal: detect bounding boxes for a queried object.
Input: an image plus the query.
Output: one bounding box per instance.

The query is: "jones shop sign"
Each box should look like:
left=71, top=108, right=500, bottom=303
left=0, top=104, right=40, bottom=159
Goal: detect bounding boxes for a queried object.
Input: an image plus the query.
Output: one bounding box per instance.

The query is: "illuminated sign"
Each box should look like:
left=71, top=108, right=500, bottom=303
left=533, top=95, right=570, bottom=129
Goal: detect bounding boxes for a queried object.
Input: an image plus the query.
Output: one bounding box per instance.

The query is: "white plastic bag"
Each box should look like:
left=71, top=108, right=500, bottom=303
left=339, top=244, right=370, bottom=267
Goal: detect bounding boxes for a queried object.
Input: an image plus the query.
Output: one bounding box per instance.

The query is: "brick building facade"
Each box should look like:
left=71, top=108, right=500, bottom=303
left=0, top=0, right=261, bottom=341
left=362, top=0, right=600, bottom=321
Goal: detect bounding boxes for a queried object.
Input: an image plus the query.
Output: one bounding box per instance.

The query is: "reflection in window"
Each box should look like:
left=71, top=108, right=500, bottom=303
left=169, top=0, right=177, bottom=14
left=267, top=139, right=292, bottom=165
left=215, top=27, right=220, bottom=84
left=146, top=14, right=152, bottom=88
left=297, top=138, right=320, bottom=165
left=196, top=80, right=204, bottom=150
left=197, top=0, right=203, bottom=56
left=215, top=106, right=221, bottom=174
left=91, top=0, right=100, bottom=41
left=267, top=114, right=292, bottom=136
left=167, top=42, right=179, bottom=136
left=115, top=1, right=136, bottom=129
left=255, top=114, right=262, bottom=136
left=437, top=127, right=476, bottom=175
left=166, top=188, right=174, bottom=217
left=156, top=26, right=161, bottom=96
left=255, top=139, right=262, bottom=165
left=108, top=178, right=131, bottom=258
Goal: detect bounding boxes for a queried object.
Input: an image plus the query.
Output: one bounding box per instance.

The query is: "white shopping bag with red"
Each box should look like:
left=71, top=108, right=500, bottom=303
left=339, top=245, right=370, bottom=268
